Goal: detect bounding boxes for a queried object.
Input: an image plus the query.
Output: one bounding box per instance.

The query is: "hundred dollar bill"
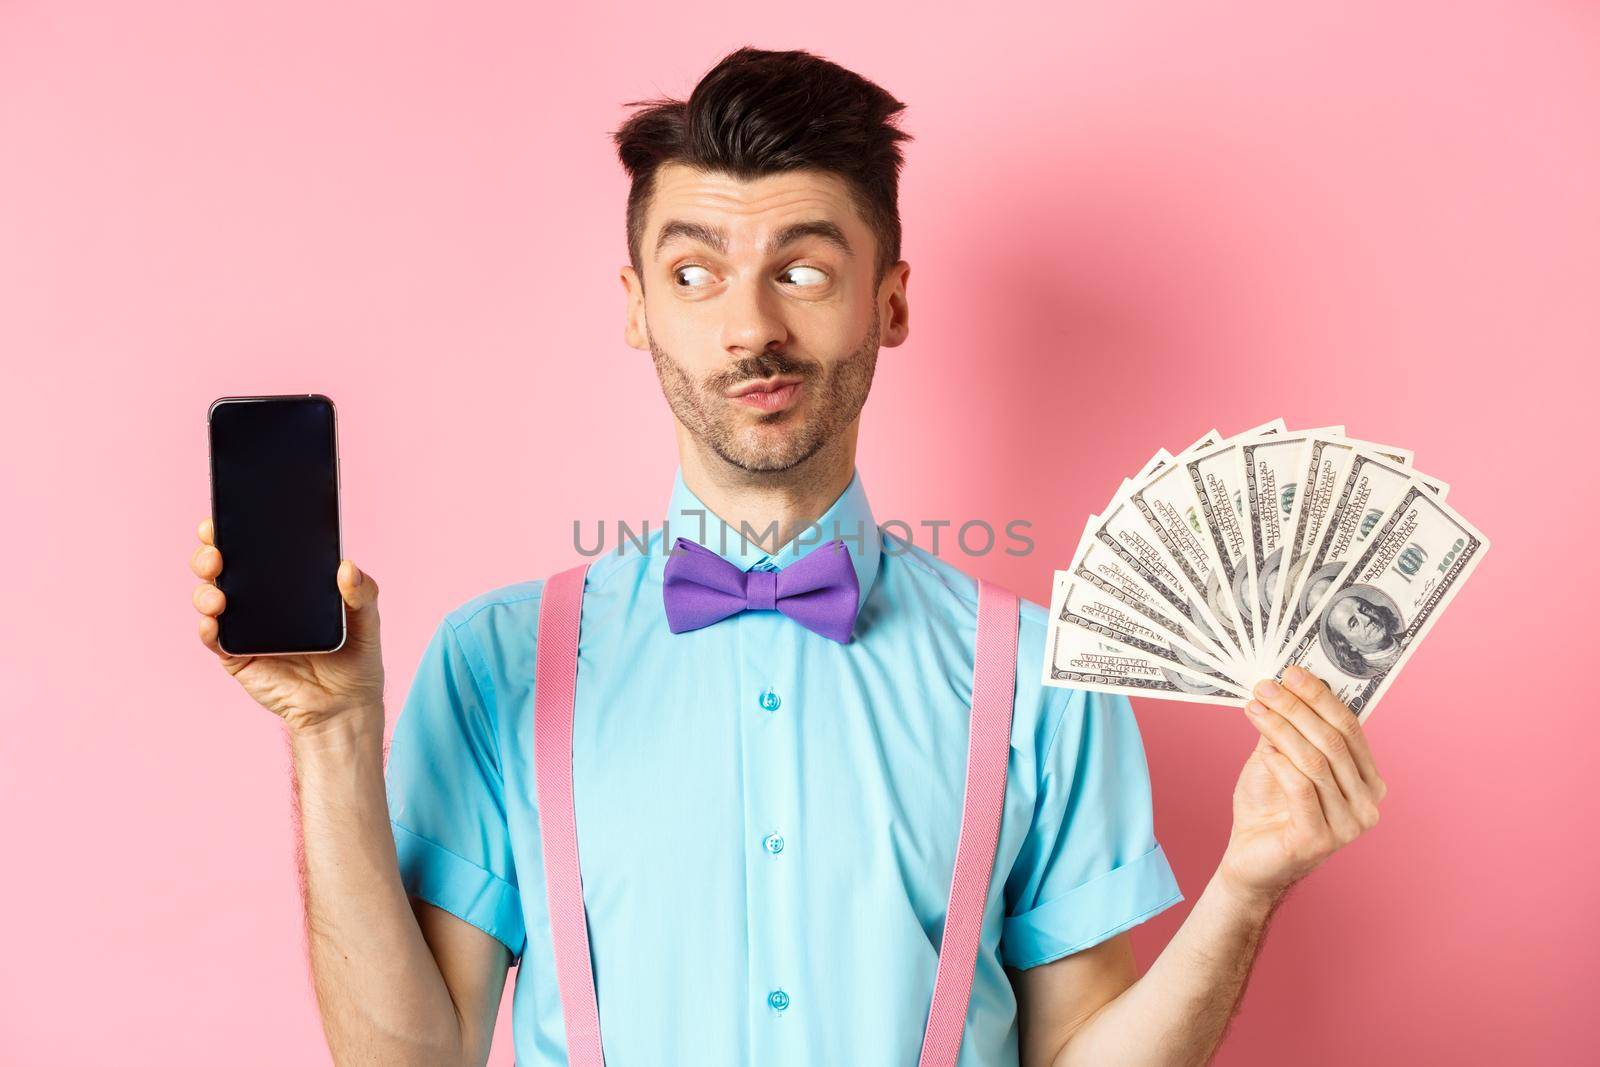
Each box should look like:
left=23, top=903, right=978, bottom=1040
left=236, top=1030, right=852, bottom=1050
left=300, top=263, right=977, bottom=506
left=1117, top=423, right=1274, bottom=514
left=1262, top=435, right=1417, bottom=664
left=1237, top=431, right=1400, bottom=668
left=1276, top=485, right=1488, bottom=721
left=1181, top=420, right=1290, bottom=661
left=1175, top=427, right=1223, bottom=461
left=1238, top=434, right=1316, bottom=666
left=1067, top=515, right=1245, bottom=673
left=1127, top=447, right=1261, bottom=668
left=1050, top=568, right=1245, bottom=690
left=1133, top=448, right=1174, bottom=483
left=1272, top=451, right=1448, bottom=656
left=1049, top=585, right=1248, bottom=700
left=1092, top=470, right=1252, bottom=673
left=1099, top=450, right=1175, bottom=521
left=1096, top=422, right=1291, bottom=672
left=1042, top=597, right=1251, bottom=707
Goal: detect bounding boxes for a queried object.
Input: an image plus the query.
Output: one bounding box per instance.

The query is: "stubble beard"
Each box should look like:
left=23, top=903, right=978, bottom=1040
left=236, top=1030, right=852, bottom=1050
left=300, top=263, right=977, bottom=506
left=647, top=308, right=881, bottom=474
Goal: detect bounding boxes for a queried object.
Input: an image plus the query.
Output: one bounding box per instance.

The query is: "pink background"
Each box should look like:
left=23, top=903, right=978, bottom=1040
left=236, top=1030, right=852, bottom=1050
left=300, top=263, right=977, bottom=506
left=3, top=2, right=1595, bottom=1063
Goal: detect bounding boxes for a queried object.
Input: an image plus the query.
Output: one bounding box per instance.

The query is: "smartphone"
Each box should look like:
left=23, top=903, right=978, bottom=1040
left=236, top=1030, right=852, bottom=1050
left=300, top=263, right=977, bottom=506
left=207, top=394, right=346, bottom=656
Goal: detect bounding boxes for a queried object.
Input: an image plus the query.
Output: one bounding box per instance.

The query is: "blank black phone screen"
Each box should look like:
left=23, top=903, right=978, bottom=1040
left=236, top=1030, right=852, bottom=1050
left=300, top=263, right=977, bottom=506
left=208, top=394, right=344, bottom=655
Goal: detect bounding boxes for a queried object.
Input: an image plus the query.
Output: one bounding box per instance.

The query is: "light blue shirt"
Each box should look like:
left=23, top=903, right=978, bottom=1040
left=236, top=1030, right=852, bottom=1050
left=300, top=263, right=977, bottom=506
left=385, top=465, right=1182, bottom=1065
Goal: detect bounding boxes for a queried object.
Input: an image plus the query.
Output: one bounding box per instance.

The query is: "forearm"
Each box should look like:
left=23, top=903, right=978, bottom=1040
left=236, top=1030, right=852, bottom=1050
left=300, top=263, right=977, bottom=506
left=1053, top=872, right=1282, bottom=1067
left=288, top=710, right=467, bottom=1066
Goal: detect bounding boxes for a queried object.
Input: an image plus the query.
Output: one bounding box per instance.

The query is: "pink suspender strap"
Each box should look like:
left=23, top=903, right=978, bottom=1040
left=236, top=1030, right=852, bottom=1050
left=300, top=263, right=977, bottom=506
left=533, top=562, right=605, bottom=1067
left=534, top=566, right=1019, bottom=1067
left=917, top=578, right=1019, bottom=1067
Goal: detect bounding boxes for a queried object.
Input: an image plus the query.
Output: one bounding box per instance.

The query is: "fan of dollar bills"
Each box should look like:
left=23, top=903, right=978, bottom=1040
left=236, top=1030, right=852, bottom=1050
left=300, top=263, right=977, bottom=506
left=1041, top=419, right=1489, bottom=722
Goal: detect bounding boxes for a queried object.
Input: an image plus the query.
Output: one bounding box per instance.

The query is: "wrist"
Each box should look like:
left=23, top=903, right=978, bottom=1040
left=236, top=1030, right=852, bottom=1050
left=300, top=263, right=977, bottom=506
left=1208, top=868, right=1286, bottom=925
left=286, top=705, right=386, bottom=756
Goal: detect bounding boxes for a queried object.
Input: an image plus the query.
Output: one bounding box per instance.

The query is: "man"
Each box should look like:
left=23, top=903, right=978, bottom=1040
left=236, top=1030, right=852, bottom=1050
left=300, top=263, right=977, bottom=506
left=189, top=46, right=1386, bottom=1066
left=1321, top=590, right=1406, bottom=678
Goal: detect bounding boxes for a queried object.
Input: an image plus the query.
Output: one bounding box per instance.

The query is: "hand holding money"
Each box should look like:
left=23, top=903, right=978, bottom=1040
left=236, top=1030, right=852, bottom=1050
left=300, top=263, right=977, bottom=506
left=1042, top=418, right=1489, bottom=724
left=1219, top=664, right=1389, bottom=907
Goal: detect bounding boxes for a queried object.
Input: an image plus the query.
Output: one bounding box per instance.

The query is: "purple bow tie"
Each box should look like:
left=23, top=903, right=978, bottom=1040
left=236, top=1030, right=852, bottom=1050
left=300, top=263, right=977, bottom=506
left=662, top=536, right=860, bottom=643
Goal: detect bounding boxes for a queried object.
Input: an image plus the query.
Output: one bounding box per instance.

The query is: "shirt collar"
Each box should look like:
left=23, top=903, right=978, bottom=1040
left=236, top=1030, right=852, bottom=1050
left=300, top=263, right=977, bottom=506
left=653, top=465, right=882, bottom=616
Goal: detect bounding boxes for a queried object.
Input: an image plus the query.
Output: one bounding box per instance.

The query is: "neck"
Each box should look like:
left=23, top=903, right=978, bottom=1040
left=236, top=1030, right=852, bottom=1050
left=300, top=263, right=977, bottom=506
left=676, top=429, right=858, bottom=557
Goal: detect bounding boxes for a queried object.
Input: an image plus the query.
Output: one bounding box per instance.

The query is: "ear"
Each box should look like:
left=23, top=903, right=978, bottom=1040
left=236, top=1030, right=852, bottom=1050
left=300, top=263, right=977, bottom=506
left=620, top=265, right=647, bottom=350
left=878, top=260, right=911, bottom=348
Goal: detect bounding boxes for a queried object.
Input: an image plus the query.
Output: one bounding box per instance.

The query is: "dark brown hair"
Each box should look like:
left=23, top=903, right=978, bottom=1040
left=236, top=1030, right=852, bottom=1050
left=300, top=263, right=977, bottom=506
left=612, top=47, right=913, bottom=290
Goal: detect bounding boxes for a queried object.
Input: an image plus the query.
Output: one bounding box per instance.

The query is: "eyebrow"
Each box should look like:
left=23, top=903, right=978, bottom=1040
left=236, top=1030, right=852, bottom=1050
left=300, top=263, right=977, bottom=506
left=653, top=218, right=855, bottom=260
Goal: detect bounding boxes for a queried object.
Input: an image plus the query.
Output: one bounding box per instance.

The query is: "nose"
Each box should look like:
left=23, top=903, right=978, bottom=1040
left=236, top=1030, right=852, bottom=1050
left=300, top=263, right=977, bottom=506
left=719, top=273, right=789, bottom=358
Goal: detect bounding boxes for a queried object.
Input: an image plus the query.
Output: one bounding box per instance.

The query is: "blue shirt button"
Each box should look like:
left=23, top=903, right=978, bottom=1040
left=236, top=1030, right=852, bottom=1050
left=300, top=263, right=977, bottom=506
left=763, top=833, right=785, bottom=854
left=758, top=689, right=781, bottom=712
left=768, top=989, right=790, bottom=1011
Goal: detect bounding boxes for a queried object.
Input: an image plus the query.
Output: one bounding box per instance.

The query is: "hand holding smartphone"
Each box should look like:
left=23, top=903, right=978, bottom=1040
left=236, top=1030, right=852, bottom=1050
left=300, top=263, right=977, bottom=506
left=193, top=394, right=386, bottom=733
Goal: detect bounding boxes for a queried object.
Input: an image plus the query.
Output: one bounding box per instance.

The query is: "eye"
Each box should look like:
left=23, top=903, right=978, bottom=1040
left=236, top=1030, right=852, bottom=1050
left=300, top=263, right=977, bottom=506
left=673, top=264, right=715, bottom=288
left=780, top=265, right=828, bottom=287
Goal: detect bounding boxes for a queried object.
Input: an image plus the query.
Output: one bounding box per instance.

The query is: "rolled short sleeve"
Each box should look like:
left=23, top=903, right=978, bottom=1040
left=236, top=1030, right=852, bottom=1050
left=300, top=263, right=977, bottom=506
left=1001, top=687, right=1183, bottom=970
left=385, top=614, right=526, bottom=961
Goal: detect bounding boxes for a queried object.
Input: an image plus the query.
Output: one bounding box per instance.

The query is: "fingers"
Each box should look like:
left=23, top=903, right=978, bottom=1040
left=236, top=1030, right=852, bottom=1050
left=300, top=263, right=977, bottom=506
left=196, top=612, right=226, bottom=656
left=191, top=571, right=235, bottom=661
left=191, top=541, right=221, bottom=580
left=191, top=517, right=230, bottom=659
left=1281, top=664, right=1386, bottom=802
left=1259, top=744, right=1328, bottom=845
left=1250, top=675, right=1380, bottom=838
left=1246, top=688, right=1365, bottom=842
left=191, top=517, right=222, bottom=600
left=191, top=517, right=224, bottom=615
left=193, top=579, right=224, bottom=617
left=1255, top=675, right=1371, bottom=806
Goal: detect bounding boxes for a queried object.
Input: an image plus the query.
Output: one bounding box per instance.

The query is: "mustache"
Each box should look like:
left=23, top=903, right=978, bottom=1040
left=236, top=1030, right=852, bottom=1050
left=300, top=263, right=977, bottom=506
left=709, top=352, right=820, bottom=391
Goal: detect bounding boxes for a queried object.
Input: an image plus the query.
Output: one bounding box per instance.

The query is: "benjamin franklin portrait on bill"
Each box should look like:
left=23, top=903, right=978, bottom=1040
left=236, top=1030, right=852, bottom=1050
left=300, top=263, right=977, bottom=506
left=1318, top=585, right=1407, bottom=678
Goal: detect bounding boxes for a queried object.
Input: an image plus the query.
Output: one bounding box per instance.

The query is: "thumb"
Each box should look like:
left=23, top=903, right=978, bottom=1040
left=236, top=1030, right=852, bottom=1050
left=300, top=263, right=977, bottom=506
left=337, top=559, right=381, bottom=635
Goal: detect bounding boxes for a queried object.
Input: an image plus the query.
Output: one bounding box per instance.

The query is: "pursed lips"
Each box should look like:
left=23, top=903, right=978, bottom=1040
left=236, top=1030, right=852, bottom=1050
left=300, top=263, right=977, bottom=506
left=725, top=377, right=805, bottom=411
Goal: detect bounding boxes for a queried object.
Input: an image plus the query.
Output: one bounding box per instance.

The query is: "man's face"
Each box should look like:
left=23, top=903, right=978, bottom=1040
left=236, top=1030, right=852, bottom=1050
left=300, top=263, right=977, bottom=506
left=621, top=163, right=908, bottom=474
left=1329, top=597, right=1387, bottom=651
